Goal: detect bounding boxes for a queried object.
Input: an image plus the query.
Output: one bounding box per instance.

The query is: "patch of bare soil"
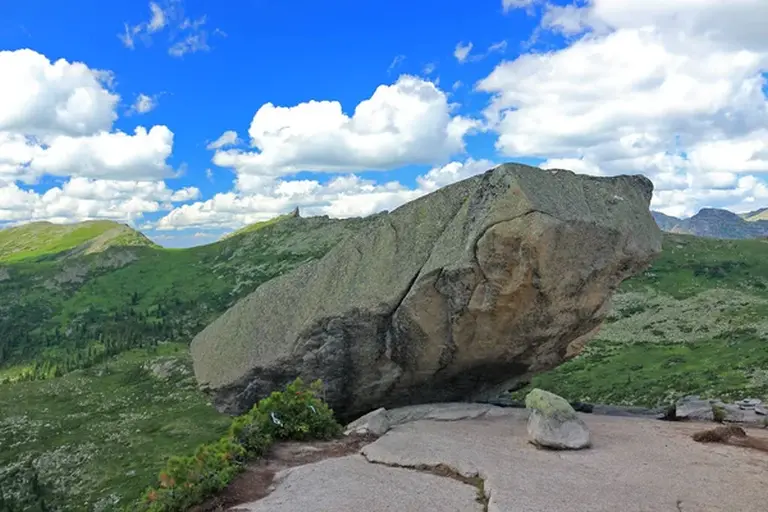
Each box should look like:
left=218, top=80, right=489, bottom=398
left=192, top=433, right=378, bottom=512
left=691, top=424, right=768, bottom=453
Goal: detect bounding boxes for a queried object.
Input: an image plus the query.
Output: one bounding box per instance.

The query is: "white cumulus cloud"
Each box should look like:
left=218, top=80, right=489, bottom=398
left=209, top=75, right=480, bottom=188
left=0, top=49, right=118, bottom=137
left=482, top=0, right=768, bottom=217
left=0, top=49, right=193, bottom=226
left=156, top=158, right=495, bottom=231
left=130, top=93, right=159, bottom=114
left=0, top=179, right=199, bottom=225
left=206, top=130, right=240, bottom=150
left=454, top=42, right=474, bottom=63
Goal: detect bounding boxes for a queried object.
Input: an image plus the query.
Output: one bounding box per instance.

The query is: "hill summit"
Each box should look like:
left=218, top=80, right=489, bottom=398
left=651, top=208, right=768, bottom=239
left=0, top=220, right=157, bottom=263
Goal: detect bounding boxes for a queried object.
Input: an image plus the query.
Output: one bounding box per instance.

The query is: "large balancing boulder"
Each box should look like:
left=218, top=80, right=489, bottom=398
left=191, top=163, right=662, bottom=420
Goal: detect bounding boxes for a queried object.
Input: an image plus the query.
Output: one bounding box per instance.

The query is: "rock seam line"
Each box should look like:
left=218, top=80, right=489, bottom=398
left=361, top=456, right=490, bottom=512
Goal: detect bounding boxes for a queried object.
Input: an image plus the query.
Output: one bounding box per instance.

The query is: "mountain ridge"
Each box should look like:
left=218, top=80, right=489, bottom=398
left=0, top=214, right=374, bottom=372
left=651, top=208, right=768, bottom=239
left=741, top=207, right=768, bottom=221
left=0, top=220, right=157, bottom=263
left=4, top=202, right=768, bottom=253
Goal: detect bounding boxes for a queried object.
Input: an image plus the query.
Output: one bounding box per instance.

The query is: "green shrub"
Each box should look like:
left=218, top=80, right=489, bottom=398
left=138, top=436, right=245, bottom=511
left=136, top=378, right=342, bottom=511
left=247, top=378, right=342, bottom=442
left=712, top=404, right=727, bottom=423
left=229, top=410, right=272, bottom=457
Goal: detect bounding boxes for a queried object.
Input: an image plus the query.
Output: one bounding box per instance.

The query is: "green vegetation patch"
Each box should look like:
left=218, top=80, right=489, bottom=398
left=0, top=221, right=156, bottom=263
left=512, top=332, right=768, bottom=407
left=622, top=233, right=768, bottom=299
left=0, top=344, right=231, bottom=511
left=135, top=378, right=341, bottom=512
left=0, top=215, right=371, bottom=372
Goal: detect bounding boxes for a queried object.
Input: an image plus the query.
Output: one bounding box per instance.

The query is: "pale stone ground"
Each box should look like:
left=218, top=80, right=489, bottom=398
left=234, top=405, right=768, bottom=512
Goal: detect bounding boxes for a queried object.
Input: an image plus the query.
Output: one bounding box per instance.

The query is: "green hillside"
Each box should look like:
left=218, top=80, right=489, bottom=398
left=0, top=344, right=231, bottom=511
left=0, top=220, right=157, bottom=264
left=742, top=207, right=768, bottom=222
left=0, top=214, right=372, bottom=378
left=511, top=233, right=768, bottom=406
left=1, top=218, right=767, bottom=509
left=220, top=208, right=300, bottom=240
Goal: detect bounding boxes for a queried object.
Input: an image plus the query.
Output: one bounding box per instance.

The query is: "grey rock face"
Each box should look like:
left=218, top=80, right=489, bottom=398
left=344, top=408, right=390, bottom=436
left=191, top=163, right=662, bottom=420
left=675, top=396, right=716, bottom=421
left=675, top=395, right=768, bottom=425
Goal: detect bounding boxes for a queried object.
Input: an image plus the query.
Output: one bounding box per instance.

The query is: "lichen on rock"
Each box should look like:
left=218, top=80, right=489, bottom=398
left=525, top=388, right=591, bottom=450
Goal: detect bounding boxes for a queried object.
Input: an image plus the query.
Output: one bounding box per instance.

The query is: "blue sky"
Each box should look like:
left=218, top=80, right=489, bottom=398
left=1, top=0, right=767, bottom=247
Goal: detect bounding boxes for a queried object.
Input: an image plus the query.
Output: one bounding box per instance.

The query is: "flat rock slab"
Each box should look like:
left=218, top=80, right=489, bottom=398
left=231, top=454, right=483, bottom=512
left=385, top=402, right=513, bottom=426
left=362, top=411, right=768, bottom=512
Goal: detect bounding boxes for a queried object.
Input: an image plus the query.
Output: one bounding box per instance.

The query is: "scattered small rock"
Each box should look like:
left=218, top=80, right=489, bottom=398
left=142, top=358, right=189, bottom=380
left=736, top=398, right=762, bottom=410
left=525, top=388, right=591, bottom=450
left=675, top=396, right=715, bottom=421
left=675, top=395, right=768, bottom=425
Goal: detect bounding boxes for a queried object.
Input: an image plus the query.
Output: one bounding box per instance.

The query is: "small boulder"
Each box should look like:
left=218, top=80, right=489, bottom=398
left=719, top=404, right=747, bottom=423
left=344, top=407, right=390, bottom=436
left=142, top=358, right=189, bottom=381
left=736, top=398, right=762, bottom=410
left=525, top=388, right=591, bottom=450
left=675, top=396, right=715, bottom=421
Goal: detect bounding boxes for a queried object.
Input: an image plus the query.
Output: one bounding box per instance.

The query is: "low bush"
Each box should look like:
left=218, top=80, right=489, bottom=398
left=241, top=378, right=342, bottom=442
left=135, top=378, right=341, bottom=511
left=712, top=404, right=727, bottom=423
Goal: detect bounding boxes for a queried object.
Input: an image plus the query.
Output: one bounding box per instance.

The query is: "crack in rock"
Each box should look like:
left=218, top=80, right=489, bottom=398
left=361, top=456, right=490, bottom=511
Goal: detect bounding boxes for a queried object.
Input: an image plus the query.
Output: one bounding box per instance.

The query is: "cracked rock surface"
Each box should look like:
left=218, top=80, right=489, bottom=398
left=191, top=162, right=661, bottom=418
left=361, top=410, right=768, bottom=512
left=231, top=454, right=484, bottom=512
left=231, top=405, right=768, bottom=512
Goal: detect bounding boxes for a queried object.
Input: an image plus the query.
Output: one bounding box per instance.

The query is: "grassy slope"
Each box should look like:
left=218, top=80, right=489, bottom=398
left=0, top=221, right=156, bottom=263
left=0, top=215, right=372, bottom=510
left=513, top=233, right=768, bottom=405
left=742, top=207, right=768, bottom=221
left=0, top=344, right=231, bottom=511
left=0, top=215, right=370, bottom=370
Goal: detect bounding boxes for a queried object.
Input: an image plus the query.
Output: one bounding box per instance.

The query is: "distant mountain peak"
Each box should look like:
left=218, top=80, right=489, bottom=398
left=0, top=220, right=156, bottom=263
left=651, top=207, right=768, bottom=240
left=221, top=211, right=301, bottom=240
left=691, top=208, right=742, bottom=220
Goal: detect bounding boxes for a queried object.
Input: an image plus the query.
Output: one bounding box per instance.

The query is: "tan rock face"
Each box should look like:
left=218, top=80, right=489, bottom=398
left=191, top=163, right=662, bottom=420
